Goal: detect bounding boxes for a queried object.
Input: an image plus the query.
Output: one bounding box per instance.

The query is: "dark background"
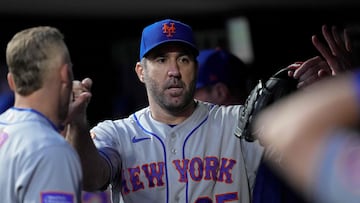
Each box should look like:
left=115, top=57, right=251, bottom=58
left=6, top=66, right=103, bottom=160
left=0, top=4, right=360, bottom=126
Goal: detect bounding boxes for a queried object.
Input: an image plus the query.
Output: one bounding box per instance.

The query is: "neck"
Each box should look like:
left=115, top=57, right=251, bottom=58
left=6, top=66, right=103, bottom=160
left=149, top=100, right=197, bottom=125
left=14, top=89, right=61, bottom=129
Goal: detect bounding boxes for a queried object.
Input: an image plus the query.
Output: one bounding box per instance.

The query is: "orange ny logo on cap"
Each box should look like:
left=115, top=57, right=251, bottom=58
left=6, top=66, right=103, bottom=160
left=162, top=22, right=176, bottom=37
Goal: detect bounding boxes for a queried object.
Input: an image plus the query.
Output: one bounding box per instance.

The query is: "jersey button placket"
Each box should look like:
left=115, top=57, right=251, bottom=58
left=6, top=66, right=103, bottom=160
left=170, top=133, right=177, bottom=154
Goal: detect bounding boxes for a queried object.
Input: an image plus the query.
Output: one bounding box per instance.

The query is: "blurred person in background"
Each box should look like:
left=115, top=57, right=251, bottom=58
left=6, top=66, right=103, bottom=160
left=253, top=23, right=359, bottom=203
left=253, top=69, right=360, bottom=203
left=194, top=48, right=252, bottom=105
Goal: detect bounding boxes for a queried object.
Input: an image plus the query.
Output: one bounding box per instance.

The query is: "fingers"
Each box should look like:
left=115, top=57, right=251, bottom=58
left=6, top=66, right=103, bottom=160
left=293, top=56, right=330, bottom=88
left=322, top=25, right=347, bottom=56
left=60, top=77, right=93, bottom=132
left=313, top=25, right=353, bottom=74
left=74, top=78, right=92, bottom=92
left=318, top=69, right=331, bottom=78
left=312, top=35, right=334, bottom=63
left=293, top=56, right=326, bottom=79
left=287, top=62, right=303, bottom=77
left=344, top=28, right=352, bottom=52
left=312, top=35, right=346, bottom=75
left=322, top=25, right=338, bottom=55
left=330, top=26, right=344, bottom=51
left=81, top=77, right=93, bottom=90
left=73, top=78, right=92, bottom=101
left=74, top=91, right=92, bottom=106
left=287, top=62, right=303, bottom=70
left=66, top=78, right=93, bottom=125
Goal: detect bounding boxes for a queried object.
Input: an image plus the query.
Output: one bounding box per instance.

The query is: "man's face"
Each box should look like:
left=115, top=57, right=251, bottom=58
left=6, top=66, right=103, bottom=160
left=143, top=44, right=197, bottom=113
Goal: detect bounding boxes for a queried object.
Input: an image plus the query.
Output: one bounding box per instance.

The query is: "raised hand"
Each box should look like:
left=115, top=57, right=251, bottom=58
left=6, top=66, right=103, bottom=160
left=312, top=25, right=353, bottom=75
left=61, top=77, right=92, bottom=136
left=290, top=56, right=330, bottom=88
left=289, top=24, right=353, bottom=89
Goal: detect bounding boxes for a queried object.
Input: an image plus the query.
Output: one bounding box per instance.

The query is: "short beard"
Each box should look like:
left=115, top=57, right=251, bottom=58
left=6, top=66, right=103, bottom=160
left=146, top=77, right=196, bottom=115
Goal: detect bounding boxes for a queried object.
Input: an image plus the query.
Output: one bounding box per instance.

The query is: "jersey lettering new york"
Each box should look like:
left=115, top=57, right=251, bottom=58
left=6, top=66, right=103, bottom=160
left=120, top=156, right=236, bottom=194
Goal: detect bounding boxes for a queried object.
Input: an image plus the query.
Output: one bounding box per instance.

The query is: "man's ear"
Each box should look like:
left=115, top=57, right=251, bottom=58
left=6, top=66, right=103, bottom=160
left=7, top=73, right=15, bottom=91
left=135, top=62, right=145, bottom=83
left=60, top=63, right=72, bottom=85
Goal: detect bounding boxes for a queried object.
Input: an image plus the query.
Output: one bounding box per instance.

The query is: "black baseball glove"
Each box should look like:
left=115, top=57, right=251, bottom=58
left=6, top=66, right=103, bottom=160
left=234, top=67, right=298, bottom=142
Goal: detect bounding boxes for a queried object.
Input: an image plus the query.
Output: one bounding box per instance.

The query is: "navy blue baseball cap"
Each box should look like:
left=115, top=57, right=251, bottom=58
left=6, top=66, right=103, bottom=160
left=139, top=19, right=199, bottom=60
left=196, top=48, right=247, bottom=89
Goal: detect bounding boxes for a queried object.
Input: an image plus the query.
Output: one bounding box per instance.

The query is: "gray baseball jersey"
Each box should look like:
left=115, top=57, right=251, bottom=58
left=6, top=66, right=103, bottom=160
left=92, top=101, right=264, bottom=203
left=0, top=107, right=83, bottom=203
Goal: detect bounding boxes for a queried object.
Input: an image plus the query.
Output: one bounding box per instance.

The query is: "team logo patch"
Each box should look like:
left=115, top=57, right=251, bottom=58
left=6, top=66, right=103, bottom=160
left=162, top=22, right=176, bottom=37
left=41, top=192, right=74, bottom=203
left=82, top=191, right=109, bottom=203
left=0, top=131, right=8, bottom=148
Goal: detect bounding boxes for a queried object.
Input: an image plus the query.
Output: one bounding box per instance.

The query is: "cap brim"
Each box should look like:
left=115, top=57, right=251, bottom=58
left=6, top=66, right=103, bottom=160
left=143, top=40, right=198, bottom=58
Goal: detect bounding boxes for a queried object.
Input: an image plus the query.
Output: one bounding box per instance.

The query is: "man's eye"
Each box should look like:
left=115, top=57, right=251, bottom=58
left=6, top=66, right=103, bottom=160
left=155, top=57, right=166, bottom=63
left=179, top=56, right=191, bottom=63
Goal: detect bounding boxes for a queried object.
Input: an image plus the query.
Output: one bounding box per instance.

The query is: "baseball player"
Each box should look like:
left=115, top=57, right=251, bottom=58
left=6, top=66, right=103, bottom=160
left=194, top=48, right=251, bottom=105
left=0, top=26, right=83, bottom=203
left=66, top=19, right=326, bottom=203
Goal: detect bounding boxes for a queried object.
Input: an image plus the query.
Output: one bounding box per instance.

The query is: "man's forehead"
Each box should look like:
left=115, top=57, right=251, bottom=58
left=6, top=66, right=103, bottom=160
left=146, top=42, right=196, bottom=57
